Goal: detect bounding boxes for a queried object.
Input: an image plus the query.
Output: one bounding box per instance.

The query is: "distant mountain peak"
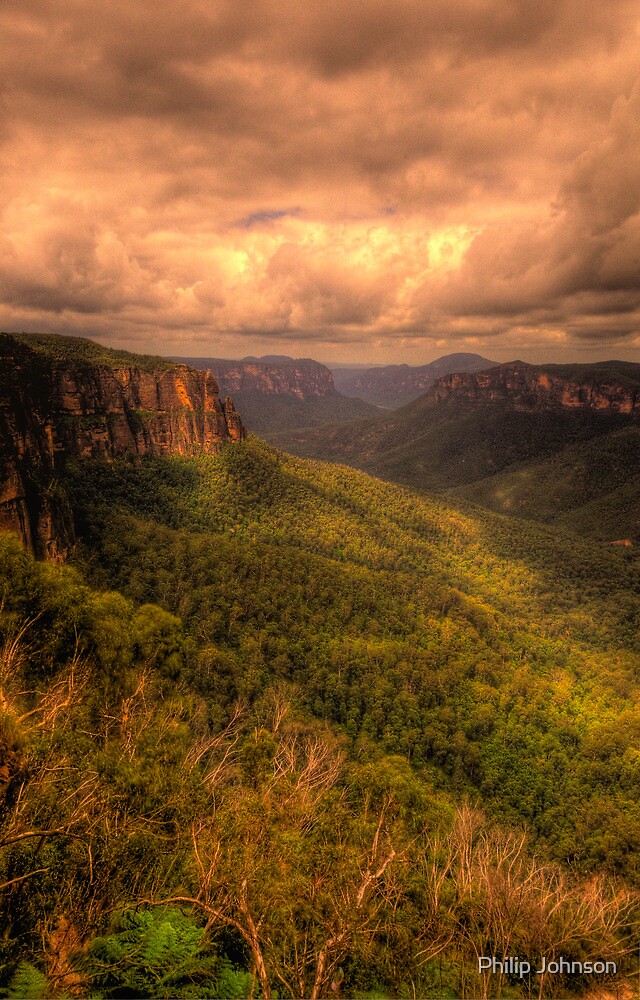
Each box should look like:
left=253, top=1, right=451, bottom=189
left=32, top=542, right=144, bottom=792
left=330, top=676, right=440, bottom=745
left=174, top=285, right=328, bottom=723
left=242, top=354, right=295, bottom=363
left=331, top=352, right=500, bottom=408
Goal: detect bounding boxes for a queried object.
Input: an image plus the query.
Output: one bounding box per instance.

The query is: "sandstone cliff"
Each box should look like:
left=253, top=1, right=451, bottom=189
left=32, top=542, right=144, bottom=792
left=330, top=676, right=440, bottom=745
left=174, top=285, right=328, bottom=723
left=332, top=353, right=499, bottom=408
left=429, top=361, right=640, bottom=415
left=167, top=353, right=381, bottom=434
left=172, top=355, right=335, bottom=399
left=0, top=333, right=245, bottom=559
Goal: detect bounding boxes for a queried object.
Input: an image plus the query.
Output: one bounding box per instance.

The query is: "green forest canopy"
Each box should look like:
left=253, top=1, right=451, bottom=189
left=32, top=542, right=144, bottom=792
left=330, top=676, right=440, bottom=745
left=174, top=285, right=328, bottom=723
left=2, top=436, right=640, bottom=997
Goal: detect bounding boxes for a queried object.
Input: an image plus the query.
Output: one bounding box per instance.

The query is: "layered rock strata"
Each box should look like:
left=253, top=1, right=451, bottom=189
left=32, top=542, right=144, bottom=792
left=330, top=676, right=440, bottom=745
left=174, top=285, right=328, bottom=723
left=429, top=362, right=640, bottom=415
left=173, top=356, right=335, bottom=399
left=0, top=334, right=245, bottom=559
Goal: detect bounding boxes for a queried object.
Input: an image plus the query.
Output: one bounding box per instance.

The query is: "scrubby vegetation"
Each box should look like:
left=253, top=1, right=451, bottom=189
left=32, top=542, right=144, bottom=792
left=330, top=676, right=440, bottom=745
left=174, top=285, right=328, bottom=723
left=2, top=332, right=176, bottom=372
left=2, top=437, right=640, bottom=997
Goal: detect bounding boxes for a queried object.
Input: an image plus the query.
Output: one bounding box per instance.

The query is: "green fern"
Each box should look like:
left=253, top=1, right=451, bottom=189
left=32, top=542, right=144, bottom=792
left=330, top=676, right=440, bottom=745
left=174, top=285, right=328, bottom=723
left=87, top=908, right=216, bottom=999
left=6, top=963, right=49, bottom=1000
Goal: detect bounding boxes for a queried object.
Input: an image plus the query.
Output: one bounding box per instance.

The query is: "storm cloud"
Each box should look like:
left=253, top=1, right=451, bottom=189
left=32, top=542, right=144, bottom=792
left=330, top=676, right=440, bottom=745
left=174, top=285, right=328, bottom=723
left=0, top=0, right=639, bottom=361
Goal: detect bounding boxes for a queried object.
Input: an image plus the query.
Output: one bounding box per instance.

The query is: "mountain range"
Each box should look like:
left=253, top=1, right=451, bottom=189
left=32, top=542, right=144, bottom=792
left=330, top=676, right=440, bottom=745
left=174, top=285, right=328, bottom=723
left=330, top=351, right=499, bottom=407
left=1, top=332, right=640, bottom=997
left=274, top=359, right=640, bottom=543
left=168, top=351, right=503, bottom=431
left=170, top=354, right=378, bottom=433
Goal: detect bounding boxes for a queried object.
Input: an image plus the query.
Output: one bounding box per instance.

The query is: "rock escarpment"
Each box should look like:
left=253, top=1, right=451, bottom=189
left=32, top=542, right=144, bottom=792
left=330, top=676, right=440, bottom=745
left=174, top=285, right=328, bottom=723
left=332, top=353, right=499, bottom=408
left=172, top=355, right=335, bottom=399
left=168, top=353, right=381, bottom=434
left=0, top=333, right=245, bottom=559
left=272, top=357, right=640, bottom=503
left=429, top=361, right=640, bottom=415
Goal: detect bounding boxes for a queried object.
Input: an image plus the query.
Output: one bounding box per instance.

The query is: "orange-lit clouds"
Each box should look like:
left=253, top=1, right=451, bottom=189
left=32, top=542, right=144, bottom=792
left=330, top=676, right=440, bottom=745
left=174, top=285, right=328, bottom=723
left=1, top=0, right=639, bottom=361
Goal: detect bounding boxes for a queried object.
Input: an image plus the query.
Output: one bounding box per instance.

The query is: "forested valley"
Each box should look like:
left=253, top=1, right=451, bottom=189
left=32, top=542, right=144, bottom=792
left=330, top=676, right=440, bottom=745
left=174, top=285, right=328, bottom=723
left=2, top=437, right=640, bottom=998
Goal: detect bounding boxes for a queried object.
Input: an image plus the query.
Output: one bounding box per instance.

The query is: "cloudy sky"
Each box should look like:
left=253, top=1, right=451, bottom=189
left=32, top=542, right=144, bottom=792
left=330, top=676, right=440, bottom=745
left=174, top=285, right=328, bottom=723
left=1, top=0, right=639, bottom=363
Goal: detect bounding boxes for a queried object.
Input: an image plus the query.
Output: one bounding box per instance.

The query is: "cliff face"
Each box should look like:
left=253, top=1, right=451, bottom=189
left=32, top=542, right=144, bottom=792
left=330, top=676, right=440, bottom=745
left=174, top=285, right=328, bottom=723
left=429, top=362, right=640, bottom=415
left=332, top=353, right=499, bottom=408
left=0, top=334, right=245, bottom=559
left=172, top=356, right=335, bottom=399
left=48, top=365, right=244, bottom=457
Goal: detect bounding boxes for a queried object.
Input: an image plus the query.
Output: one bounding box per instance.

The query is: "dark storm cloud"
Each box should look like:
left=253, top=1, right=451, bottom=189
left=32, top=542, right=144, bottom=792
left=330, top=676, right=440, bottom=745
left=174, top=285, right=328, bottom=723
left=421, top=79, right=640, bottom=340
left=0, top=0, right=639, bottom=359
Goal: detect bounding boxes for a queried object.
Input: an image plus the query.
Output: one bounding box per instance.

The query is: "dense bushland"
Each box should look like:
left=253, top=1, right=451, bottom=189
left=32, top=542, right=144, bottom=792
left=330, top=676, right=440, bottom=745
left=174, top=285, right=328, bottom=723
left=2, top=438, right=640, bottom=996
left=451, top=424, right=640, bottom=542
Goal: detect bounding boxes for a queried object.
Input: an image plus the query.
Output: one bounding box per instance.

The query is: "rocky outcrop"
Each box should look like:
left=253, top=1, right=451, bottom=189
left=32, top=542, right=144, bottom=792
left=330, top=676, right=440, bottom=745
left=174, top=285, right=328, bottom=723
left=172, top=354, right=381, bottom=435
left=0, top=333, right=245, bottom=559
left=172, top=355, right=335, bottom=399
left=332, top=353, right=499, bottom=408
left=429, top=361, right=640, bottom=415
left=46, top=365, right=244, bottom=458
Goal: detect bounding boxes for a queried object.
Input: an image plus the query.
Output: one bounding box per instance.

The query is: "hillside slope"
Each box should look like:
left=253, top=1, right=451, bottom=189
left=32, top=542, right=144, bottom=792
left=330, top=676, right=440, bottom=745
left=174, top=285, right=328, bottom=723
left=450, top=424, right=640, bottom=542
left=274, top=359, right=640, bottom=541
left=2, top=507, right=639, bottom=996
left=3, top=336, right=640, bottom=997
left=62, top=437, right=640, bottom=874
